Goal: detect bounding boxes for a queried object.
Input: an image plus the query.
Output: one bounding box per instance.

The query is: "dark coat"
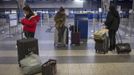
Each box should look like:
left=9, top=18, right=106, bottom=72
left=105, top=9, right=120, bottom=31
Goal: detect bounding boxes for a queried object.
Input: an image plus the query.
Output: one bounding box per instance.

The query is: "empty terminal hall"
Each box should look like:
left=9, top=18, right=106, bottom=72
left=0, top=0, right=134, bottom=75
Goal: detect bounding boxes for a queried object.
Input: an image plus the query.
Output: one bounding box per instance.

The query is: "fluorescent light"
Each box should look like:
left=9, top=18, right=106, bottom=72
left=74, top=0, right=84, bottom=2
left=99, top=8, right=102, bottom=12
left=3, top=0, right=11, bottom=1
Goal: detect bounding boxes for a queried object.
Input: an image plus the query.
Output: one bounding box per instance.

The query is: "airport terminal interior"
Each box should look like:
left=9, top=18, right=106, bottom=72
left=0, top=0, right=134, bottom=75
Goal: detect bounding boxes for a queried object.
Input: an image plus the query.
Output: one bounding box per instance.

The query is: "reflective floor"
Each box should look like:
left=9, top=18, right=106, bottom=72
left=0, top=18, right=134, bottom=75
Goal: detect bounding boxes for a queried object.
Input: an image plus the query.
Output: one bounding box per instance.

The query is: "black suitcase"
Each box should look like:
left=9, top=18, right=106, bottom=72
left=17, top=38, right=39, bottom=65
left=42, top=59, right=57, bottom=75
left=116, top=31, right=131, bottom=54
left=95, top=36, right=109, bottom=54
left=116, top=43, right=131, bottom=54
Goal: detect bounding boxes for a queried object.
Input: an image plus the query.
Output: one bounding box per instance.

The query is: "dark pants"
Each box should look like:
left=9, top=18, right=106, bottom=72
left=57, top=26, right=65, bottom=43
left=24, top=31, right=35, bottom=38
left=108, top=30, right=116, bottom=50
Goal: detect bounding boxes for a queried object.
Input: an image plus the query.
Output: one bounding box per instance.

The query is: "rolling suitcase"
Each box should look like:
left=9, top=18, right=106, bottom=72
left=71, top=32, right=80, bottom=45
left=42, top=59, right=57, bottom=75
left=16, top=29, right=39, bottom=66
left=94, top=29, right=109, bottom=54
left=94, top=36, right=109, bottom=54
left=70, top=23, right=80, bottom=45
left=116, top=31, right=131, bottom=54
left=17, top=38, right=39, bottom=66
left=116, top=43, right=131, bottom=54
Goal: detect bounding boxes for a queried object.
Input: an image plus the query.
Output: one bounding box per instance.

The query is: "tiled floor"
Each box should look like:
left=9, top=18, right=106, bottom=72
left=0, top=63, right=134, bottom=75
left=0, top=19, right=134, bottom=75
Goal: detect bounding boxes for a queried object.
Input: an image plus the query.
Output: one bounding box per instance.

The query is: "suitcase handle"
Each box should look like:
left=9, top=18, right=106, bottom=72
left=117, top=31, right=123, bottom=43
left=20, top=24, right=24, bottom=39
left=74, top=20, right=79, bottom=32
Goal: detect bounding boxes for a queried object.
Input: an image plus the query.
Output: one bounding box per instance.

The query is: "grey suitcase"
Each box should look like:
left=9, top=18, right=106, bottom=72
left=95, top=35, right=109, bottom=54
left=54, top=26, right=68, bottom=47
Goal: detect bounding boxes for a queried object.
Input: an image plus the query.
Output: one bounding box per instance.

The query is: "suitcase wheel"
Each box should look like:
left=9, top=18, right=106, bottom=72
left=18, top=63, right=21, bottom=67
left=117, top=52, right=120, bottom=54
left=96, top=50, right=99, bottom=53
left=117, top=52, right=130, bottom=54
left=96, top=50, right=106, bottom=54
left=71, top=43, right=80, bottom=46
left=75, top=44, right=80, bottom=46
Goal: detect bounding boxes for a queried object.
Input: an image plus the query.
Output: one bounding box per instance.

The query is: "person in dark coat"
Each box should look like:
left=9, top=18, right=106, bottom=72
left=105, top=5, right=120, bottom=51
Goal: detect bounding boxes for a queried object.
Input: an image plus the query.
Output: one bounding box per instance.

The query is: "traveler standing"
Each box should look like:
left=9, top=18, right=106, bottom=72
left=21, top=5, right=40, bottom=38
left=105, top=5, right=120, bottom=51
left=54, top=7, right=66, bottom=44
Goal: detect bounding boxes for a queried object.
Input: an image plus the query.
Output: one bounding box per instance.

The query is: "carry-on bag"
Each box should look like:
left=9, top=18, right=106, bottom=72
left=94, top=29, right=109, bottom=41
left=94, top=29, right=109, bottom=54
left=16, top=27, right=39, bottom=66
left=116, top=31, right=131, bottom=54
left=20, top=53, right=42, bottom=75
left=70, top=21, right=80, bottom=45
left=42, top=59, right=57, bottom=75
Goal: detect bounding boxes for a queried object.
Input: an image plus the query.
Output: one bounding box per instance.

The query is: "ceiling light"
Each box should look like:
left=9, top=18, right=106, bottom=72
left=74, top=0, right=84, bottom=2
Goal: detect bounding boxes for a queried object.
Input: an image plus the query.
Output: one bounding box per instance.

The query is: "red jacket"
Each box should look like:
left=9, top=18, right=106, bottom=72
left=21, top=15, right=40, bottom=32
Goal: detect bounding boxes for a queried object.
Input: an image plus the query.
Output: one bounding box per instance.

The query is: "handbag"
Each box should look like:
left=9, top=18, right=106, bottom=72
left=20, top=52, right=42, bottom=75
left=42, top=59, right=57, bottom=75
left=116, top=31, right=131, bottom=54
left=94, top=29, right=108, bottom=41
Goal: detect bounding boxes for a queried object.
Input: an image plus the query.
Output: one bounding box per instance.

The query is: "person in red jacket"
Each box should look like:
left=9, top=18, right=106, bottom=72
left=21, top=5, right=40, bottom=38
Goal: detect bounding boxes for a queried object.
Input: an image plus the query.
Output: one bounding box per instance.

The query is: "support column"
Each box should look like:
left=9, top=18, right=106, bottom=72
left=132, top=0, right=134, bottom=11
left=100, top=0, right=110, bottom=22
left=129, top=0, right=134, bottom=36
left=16, top=0, right=26, bottom=37
left=131, top=0, right=134, bottom=39
left=18, top=0, right=26, bottom=9
left=101, top=0, right=110, bottom=12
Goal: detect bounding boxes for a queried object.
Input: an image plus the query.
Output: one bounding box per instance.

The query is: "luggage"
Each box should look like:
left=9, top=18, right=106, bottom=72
left=20, top=53, right=42, bottom=75
left=42, top=59, right=57, bottom=75
left=54, top=26, right=68, bottom=47
left=94, top=29, right=109, bottom=41
left=94, top=29, right=109, bottom=54
left=116, top=43, right=131, bottom=54
left=70, top=25, right=80, bottom=45
left=17, top=38, right=39, bottom=66
left=95, top=35, right=109, bottom=54
left=71, top=32, right=80, bottom=45
left=116, top=31, right=131, bottom=54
